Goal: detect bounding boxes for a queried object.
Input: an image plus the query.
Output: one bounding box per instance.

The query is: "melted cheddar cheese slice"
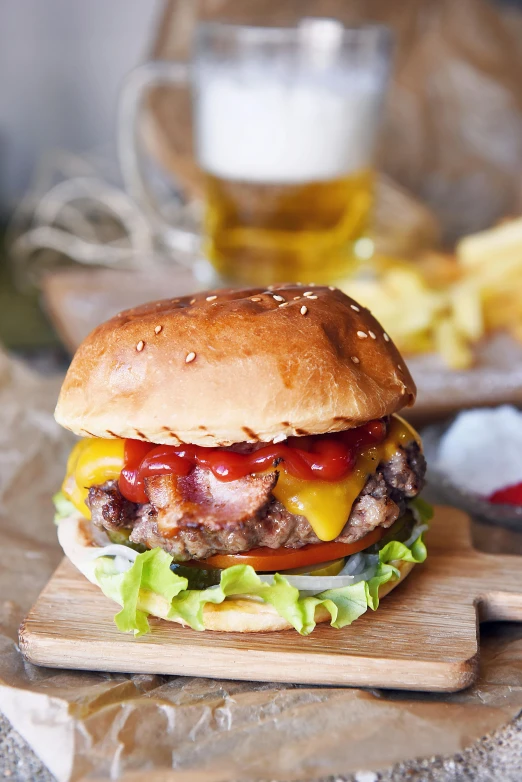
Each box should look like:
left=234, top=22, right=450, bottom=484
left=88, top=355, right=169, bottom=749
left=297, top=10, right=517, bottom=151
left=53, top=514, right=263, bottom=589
left=272, top=416, right=419, bottom=541
left=63, top=415, right=420, bottom=538
left=63, top=438, right=124, bottom=519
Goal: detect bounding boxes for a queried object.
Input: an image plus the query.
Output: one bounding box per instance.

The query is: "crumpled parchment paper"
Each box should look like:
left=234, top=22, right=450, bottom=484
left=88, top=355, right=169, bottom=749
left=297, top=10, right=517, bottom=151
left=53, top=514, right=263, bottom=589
left=1, top=347, right=522, bottom=782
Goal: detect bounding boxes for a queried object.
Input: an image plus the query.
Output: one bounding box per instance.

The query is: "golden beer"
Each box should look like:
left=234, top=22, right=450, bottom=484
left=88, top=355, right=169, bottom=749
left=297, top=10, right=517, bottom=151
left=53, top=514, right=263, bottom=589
left=203, top=169, right=374, bottom=286
left=120, top=22, right=390, bottom=284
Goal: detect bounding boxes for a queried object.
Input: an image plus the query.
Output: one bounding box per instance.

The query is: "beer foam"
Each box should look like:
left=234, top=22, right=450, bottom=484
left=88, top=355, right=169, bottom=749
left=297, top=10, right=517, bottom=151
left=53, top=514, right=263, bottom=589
left=195, top=67, right=384, bottom=184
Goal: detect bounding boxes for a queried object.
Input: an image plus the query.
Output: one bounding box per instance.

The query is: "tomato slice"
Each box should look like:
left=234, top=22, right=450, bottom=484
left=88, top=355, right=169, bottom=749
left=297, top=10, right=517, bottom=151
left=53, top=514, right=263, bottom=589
left=200, top=526, right=384, bottom=572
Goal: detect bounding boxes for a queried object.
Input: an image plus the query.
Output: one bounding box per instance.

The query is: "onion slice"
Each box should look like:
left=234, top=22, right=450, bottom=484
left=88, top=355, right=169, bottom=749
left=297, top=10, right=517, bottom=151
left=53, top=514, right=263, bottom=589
left=257, top=565, right=378, bottom=592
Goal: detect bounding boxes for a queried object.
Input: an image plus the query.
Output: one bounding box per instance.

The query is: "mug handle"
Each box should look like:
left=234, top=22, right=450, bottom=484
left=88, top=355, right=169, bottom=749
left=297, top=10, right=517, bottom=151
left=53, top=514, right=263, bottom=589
left=118, top=61, right=201, bottom=256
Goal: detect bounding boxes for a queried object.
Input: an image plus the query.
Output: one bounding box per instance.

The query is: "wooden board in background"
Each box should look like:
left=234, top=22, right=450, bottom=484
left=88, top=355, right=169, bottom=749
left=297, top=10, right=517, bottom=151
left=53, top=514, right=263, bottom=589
left=20, top=507, right=522, bottom=692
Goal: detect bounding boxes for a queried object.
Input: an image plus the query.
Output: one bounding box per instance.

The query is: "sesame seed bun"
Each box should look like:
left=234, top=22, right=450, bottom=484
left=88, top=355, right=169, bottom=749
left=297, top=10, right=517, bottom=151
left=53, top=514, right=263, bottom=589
left=54, top=285, right=415, bottom=447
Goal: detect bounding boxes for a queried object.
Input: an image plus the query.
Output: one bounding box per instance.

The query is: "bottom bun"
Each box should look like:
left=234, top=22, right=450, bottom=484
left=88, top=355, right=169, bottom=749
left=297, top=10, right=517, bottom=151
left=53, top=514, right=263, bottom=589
left=58, top=514, right=416, bottom=634
left=138, top=561, right=415, bottom=632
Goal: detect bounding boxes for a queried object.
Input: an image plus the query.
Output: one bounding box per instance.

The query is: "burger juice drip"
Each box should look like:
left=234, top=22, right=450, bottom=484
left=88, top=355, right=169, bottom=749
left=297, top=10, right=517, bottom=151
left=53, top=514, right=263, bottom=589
left=119, top=420, right=388, bottom=505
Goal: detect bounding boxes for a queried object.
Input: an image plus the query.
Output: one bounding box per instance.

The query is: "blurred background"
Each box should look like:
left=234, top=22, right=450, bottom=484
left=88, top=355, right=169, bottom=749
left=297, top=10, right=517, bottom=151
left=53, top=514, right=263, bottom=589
left=1, top=0, right=162, bottom=208
left=5, top=5, right=522, bottom=777
left=0, top=0, right=162, bottom=354
left=3, top=0, right=522, bottom=419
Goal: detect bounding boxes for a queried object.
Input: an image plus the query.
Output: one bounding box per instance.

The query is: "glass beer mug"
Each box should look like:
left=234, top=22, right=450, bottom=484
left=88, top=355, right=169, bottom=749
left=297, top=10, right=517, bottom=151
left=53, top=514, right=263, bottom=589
left=120, top=20, right=392, bottom=286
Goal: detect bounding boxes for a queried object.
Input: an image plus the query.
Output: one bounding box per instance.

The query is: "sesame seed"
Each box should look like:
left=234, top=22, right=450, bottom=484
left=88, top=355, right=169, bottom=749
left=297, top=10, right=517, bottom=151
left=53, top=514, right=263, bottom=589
left=251, top=296, right=262, bottom=302
left=383, top=332, right=390, bottom=342
left=190, top=298, right=196, bottom=304
left=279, top=302, right=289, bottom=308
left=303, top=291, right=315, bottom=297
left=368, top=330, right=376, bottom=339
left=136, top=340, right=144, bottom=352
left=357, top=330, right=368, bottom=339
left=300, top=305, right=308, bottom=316
left=351, top=304, right=360, bottom=312
left=154, top=325, right=162, bottom=334
left=329, top=286, right=336, bottom=291
left=185, top=352, right=196, bottom=363
left=206, top=295, right=217, bottom=302
left=351, top=356, right=360, bottom=364
left=272, top=294, right=285, bottom=302
left=305, top=295, right=318, bottom=300
left=293, top=296, right=301, bottom=300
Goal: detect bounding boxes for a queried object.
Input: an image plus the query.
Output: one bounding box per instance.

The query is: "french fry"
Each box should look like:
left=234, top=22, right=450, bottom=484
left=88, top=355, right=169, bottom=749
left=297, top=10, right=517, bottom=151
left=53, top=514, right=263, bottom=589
left=395, top=331, right=434, bottom=355
left=464, top=253, right=522, bottom=287
left=434, top=316, right=474, bottom=370
left=457, top=218, right=522, bottom=267
left=346, top=268, right=445, bottom=340
left=449, top=282, right=484, bottom=341
left=343, top=215, right=522, bottom=369
left=483, top=292, right=522, bottom=331
left=417, top=253, right=462, bottom=287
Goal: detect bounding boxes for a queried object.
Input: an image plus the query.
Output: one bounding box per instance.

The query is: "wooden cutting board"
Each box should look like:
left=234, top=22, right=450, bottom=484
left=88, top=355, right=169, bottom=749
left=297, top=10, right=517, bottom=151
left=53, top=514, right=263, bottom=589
left=19, top=507, right=522, bottom=692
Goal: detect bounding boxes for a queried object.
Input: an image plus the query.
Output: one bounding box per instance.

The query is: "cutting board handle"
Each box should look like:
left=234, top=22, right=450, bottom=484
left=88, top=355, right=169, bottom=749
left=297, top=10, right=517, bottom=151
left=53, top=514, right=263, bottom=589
left=472, top=551, right=522, bottom=622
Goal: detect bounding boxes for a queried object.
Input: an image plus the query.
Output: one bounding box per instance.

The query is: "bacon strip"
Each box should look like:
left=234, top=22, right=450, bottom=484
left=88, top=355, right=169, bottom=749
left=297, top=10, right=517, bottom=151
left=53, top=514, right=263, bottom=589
left=144, top=467, right=277, bottom=536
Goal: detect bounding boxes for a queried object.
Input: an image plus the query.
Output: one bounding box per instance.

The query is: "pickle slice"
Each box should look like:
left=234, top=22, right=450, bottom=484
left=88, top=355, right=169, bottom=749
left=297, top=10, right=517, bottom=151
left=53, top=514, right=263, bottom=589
left=283, top=558, right=346, bottom=576
left=106, top=528, right=147, bottom=553
left=170, top=564, right=223, bottom=590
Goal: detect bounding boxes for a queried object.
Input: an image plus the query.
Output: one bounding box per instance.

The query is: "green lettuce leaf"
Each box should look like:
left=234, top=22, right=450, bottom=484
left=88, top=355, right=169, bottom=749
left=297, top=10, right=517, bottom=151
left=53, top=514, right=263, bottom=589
left=94, top=507, right=430, bottom=637
left=165, top=566, right=371, bottom=636
left=410, top=496, right=434, bottom=525
left=52, top=491, right=78, bottom=525
left=95, top=548, right=188, bottom=636
left=315, top=581, right=369, bottom=628
left=378, top=536, right=427, bottom=567
left=363, top=521, right=428, bottom=612
left=365, top=564, right=398, bottom=611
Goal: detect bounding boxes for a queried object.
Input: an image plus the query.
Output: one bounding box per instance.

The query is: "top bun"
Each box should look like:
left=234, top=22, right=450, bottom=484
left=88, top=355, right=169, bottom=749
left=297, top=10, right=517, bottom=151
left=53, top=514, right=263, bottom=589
left=55, top=285, right=416, bottom=447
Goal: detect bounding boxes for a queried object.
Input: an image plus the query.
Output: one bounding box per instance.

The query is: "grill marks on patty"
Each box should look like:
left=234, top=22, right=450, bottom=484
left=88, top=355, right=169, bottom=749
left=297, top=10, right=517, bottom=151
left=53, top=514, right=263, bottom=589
left=86, top=442, right=426, bottom=561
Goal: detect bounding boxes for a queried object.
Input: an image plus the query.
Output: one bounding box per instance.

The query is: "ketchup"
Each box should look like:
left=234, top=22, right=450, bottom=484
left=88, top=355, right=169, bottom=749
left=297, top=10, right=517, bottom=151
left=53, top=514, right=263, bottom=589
left=119, top=419, right=387, bottom=504
left=488, top=481, right=522, bottom=506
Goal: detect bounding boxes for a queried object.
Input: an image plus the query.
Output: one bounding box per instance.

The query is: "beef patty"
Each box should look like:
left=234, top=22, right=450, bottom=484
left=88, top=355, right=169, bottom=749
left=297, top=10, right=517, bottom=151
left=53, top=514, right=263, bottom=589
left=87, top=442, right=425, bottom=562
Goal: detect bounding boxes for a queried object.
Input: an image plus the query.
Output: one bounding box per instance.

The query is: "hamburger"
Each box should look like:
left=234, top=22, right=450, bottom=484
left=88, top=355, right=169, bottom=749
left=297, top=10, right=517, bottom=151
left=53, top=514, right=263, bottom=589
left=53, top=285, right=431, bottom=635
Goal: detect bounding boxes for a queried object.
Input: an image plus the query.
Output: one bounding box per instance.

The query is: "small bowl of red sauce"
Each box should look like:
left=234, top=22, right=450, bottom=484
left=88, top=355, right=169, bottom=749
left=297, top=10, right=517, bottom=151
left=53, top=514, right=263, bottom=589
left=422, top=406, right=522, bottom=531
